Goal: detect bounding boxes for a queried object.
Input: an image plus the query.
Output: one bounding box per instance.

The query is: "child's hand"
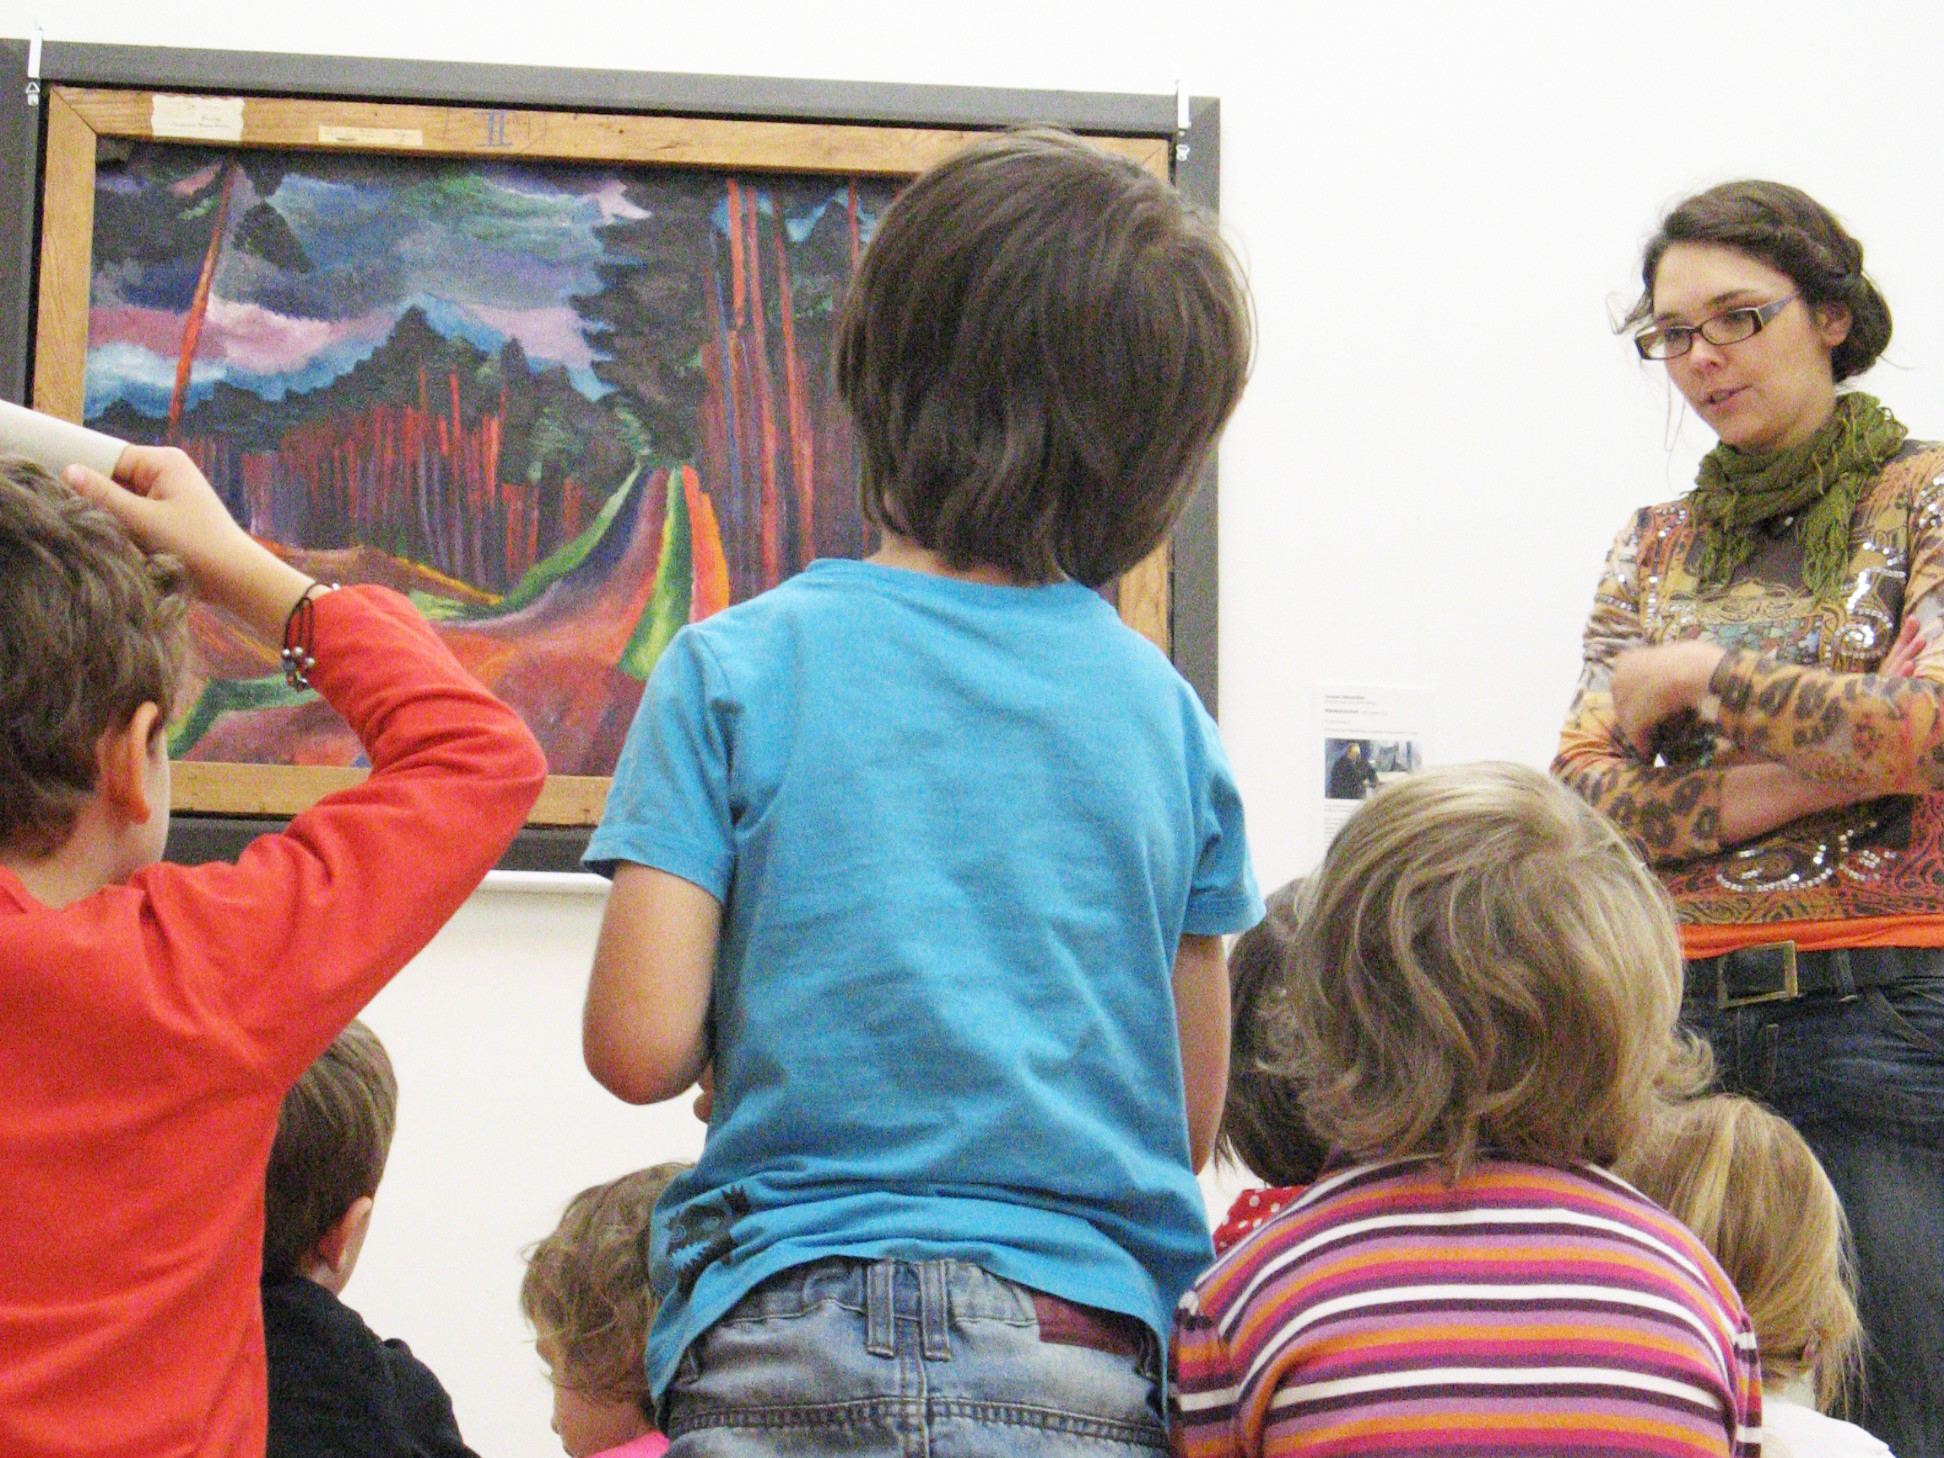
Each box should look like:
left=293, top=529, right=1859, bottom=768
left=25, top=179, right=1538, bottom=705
left=64, top=445, right=315, bottom=642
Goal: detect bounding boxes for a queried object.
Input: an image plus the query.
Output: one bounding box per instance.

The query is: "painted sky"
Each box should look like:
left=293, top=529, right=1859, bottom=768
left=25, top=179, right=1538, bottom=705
left=85, top=152, right=652, bottom=418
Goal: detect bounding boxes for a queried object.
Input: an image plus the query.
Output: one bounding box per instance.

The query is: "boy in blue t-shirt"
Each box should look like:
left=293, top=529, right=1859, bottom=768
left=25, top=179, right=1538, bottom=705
left=582, top=128, right=1259, bottom=1454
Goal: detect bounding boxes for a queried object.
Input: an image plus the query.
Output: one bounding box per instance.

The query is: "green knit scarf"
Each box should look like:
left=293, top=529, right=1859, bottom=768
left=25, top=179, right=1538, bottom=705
left=1688, top=392, right=1907, bottom=600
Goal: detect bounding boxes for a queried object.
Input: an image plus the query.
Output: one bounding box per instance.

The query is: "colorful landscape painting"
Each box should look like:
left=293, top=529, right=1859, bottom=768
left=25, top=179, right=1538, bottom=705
left=84, top=140, right=899, bottom=780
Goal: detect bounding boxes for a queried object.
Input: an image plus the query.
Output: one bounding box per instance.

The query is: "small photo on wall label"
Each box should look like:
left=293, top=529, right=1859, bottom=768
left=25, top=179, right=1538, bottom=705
left=1321, top=685, right=1431, bottom=838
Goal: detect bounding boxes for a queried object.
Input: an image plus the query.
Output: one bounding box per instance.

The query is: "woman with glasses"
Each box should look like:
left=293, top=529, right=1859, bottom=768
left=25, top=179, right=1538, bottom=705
left=1555, top=180, right=1944, bottom=1457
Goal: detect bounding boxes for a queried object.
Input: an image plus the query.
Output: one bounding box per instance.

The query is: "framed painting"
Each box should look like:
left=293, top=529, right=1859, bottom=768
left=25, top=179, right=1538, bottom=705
left=8, top=50, right=1220, bottom=865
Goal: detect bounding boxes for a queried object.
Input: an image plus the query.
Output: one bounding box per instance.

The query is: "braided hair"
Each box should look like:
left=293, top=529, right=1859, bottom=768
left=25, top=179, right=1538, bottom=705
left=1628, top=180, right=1891, bottom=382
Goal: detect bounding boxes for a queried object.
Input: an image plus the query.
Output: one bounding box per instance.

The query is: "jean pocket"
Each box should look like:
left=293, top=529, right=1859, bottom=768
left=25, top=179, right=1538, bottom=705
left=1874, top=978, right=1944, bottom=1060
left=1848, top=980, right=1944, bottom=1130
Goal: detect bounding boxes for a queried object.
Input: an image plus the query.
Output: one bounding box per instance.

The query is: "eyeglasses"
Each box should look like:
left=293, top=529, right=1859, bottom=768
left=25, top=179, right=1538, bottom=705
left=1634, top=293, right=1800, bottom=360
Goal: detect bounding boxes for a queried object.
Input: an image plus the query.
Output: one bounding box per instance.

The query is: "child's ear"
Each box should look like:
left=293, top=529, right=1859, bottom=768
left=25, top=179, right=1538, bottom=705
left=306, top=1195, right=375, bottom=1294
left=95, top=703, right=164, bottom=825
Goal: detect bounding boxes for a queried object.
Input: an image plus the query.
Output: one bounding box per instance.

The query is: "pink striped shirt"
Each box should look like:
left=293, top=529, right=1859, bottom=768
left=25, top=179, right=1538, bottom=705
left=1171, top=1158, right=1761, bottom=1457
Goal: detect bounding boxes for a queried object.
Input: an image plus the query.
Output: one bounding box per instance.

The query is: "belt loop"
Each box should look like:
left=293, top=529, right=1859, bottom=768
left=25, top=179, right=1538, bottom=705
left=919, top=1260, right=951, bottom=1361
left=1831, top=946, right=1858, bottom=999
left=865, top=1260, right=894, bottom=1358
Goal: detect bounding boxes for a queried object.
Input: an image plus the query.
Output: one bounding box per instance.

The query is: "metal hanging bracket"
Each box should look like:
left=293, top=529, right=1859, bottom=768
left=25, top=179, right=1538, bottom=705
left=25, top=22, right=42, bottom=107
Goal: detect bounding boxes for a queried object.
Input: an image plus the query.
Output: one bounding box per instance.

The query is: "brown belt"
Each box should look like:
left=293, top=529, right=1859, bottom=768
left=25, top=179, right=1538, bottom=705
left=1029, top=1290, right=1147, bottom=1359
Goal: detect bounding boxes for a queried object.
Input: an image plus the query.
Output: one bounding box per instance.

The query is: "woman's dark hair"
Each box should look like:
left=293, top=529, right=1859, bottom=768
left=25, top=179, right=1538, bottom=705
left=1628, top=180, right=1891, bottom=382
left=835, top=127, right=1253, bottom=588
left=1218, top=880, right=1330, bottom=1187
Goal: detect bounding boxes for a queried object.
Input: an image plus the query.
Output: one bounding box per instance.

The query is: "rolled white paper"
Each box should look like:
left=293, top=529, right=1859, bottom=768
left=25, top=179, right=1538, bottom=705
left=0, top=399, right=129, bottom=481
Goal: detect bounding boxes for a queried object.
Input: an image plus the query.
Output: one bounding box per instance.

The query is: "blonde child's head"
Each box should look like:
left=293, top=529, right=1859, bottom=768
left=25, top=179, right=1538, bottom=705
left=1623, top=1095, right=1861, bottom=1412
left=1285, top=762, right=1710, bottom=1175
left=521, top=1163, right=689, bottom=1457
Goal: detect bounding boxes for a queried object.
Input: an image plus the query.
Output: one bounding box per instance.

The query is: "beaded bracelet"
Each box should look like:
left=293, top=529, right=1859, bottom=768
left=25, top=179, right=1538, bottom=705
left=280, top=582, right=338, bottom=691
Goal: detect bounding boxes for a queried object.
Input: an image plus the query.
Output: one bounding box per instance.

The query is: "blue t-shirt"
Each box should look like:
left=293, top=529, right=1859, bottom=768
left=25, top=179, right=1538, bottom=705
left=584, top=558, right=1262, bottom=1396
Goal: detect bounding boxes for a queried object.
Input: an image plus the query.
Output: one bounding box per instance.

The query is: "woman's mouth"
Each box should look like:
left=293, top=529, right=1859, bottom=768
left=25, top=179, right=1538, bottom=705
left=1704, top=386, right=1745, bottom=410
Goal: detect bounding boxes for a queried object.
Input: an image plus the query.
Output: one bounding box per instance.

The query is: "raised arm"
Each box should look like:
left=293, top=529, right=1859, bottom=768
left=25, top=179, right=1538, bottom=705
left=66, top=446, right=313, bottom=642
left=68, top=447, right=548, bottom=1076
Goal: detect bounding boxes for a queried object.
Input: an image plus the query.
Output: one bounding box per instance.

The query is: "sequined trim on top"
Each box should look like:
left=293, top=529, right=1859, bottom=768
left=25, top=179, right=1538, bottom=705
left=1554, top=445, right=1944, bottom=926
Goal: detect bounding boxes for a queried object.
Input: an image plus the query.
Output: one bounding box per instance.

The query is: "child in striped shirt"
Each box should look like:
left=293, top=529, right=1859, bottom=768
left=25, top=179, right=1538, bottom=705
left=1171, top=763, right=1762, bottom=1458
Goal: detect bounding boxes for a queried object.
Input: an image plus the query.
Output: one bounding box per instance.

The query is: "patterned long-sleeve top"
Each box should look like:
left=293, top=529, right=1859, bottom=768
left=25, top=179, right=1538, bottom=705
left=1170, top=1158, right=1762, bottom=1458
left=1554, top=443, right=1944, bottom=952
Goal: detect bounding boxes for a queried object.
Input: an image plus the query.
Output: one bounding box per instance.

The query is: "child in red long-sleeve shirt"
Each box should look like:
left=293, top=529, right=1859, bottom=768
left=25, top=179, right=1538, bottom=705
left=0, top=445, right=547, bottom=1458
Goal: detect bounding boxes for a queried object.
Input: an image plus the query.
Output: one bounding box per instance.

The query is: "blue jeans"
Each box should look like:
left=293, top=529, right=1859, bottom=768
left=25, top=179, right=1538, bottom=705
left=1685, top=971, right=1944, bottom=1458
left=659, top=1258, right=1169, bottom=1456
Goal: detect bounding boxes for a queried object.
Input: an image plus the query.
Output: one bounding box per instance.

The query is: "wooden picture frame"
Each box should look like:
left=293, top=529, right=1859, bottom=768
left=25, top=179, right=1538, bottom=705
left=4, top=47, right=1222, bottom=867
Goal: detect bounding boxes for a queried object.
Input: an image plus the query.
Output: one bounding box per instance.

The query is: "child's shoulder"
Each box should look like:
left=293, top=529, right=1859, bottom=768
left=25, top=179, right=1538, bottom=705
left=1200, top=1157, right=1721, bottom=1283
left=683, top=560, right=1192, bottom=693
left=1191, top=1156, right=1749, bottom=1348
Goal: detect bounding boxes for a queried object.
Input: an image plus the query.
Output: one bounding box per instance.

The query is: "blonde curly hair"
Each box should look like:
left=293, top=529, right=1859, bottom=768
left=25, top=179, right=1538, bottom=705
left=1284, top=762, right=1711, bottom=1175
left=520, top=1163, right=689, bottom=1406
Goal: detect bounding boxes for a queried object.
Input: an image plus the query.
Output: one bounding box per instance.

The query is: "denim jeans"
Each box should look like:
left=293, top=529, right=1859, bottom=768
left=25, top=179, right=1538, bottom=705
left=1684, top=969, right=1944, bottom=1458
left=659, top=1258, right=1169, bottom=1457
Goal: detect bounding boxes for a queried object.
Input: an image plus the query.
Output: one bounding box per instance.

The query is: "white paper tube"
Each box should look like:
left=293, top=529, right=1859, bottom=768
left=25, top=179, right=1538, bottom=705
left=0, top=400, right=129, bottom=481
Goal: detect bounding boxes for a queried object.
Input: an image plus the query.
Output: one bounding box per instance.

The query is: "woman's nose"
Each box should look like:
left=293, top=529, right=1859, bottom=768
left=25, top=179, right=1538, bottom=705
left=1685, top=336, right=1729, bottom=370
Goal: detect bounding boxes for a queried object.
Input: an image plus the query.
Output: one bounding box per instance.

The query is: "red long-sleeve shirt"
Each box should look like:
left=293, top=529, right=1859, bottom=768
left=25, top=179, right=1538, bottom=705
left=0, top=587, right=546, bottom=1458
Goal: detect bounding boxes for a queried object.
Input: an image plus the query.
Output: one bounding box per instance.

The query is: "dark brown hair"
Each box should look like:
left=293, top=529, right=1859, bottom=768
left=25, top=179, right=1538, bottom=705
left=0, top=456, right=188, bottom=857
left=1629, top=180, right=1891, bottom=382
left=835, top=128, right=1253, bottom=587
left=521, top=1163, right=690, bottom=1409
left=1284, top=764, right=1711, bottom=1176
left=1218, top=880, right=1331, bottom=1187
left=263, top=1020, right=398, bottom=1279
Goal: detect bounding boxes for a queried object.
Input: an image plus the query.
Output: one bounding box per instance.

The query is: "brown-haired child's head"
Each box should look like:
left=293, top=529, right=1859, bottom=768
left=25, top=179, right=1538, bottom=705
left=1218, top=879, right=1330, bottom=1187
left=263, top=1019, right=398, bottom=1286
left=1622, top=1095, right=1861, bottom=1413
left=521, top=1163, right=689, bottom=1456
left=835, top=127, right=1253, bottom=588
left=0, top=455, right=188, bottom=859
left=1288, top=762, right=1710, bottom=1176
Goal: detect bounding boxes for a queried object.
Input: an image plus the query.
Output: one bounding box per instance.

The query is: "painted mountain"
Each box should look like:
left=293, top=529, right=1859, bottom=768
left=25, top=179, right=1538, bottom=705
left=85, top=141, right=898, bottom=776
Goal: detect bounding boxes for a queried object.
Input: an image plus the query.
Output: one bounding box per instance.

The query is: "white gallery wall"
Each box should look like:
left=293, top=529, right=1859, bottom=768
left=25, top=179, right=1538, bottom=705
left=7, top=0, right=1944, bottom=1449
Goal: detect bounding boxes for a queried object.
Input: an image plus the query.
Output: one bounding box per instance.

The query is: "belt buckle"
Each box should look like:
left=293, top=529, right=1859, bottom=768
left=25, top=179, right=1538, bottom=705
left=1719, top=940, right=1799, bottom=1009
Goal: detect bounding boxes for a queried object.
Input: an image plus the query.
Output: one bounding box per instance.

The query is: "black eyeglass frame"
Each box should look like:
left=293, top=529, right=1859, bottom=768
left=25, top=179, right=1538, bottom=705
left=1634, top=292, right=1801, bottom=361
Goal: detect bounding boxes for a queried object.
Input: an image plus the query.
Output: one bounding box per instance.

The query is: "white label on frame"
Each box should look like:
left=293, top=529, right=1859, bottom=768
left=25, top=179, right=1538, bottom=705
left=150, top=94, right=245, bottom=142
left=317, top=125, right=425, bottom=149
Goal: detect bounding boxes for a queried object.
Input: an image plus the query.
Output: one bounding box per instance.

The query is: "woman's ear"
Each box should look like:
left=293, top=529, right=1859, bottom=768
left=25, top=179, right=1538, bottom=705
left=96, top=703, right=164, bottom=825
left=1816, top=301, right=1853, bottom=352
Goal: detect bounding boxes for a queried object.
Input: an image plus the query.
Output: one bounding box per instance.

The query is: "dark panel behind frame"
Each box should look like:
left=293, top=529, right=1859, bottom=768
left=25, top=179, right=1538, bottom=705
left=0, top=38, right=35, bottom=405
left=6, top=43, right=1223, bottom=861
left=1172, top=96, right=1222, bottom=718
